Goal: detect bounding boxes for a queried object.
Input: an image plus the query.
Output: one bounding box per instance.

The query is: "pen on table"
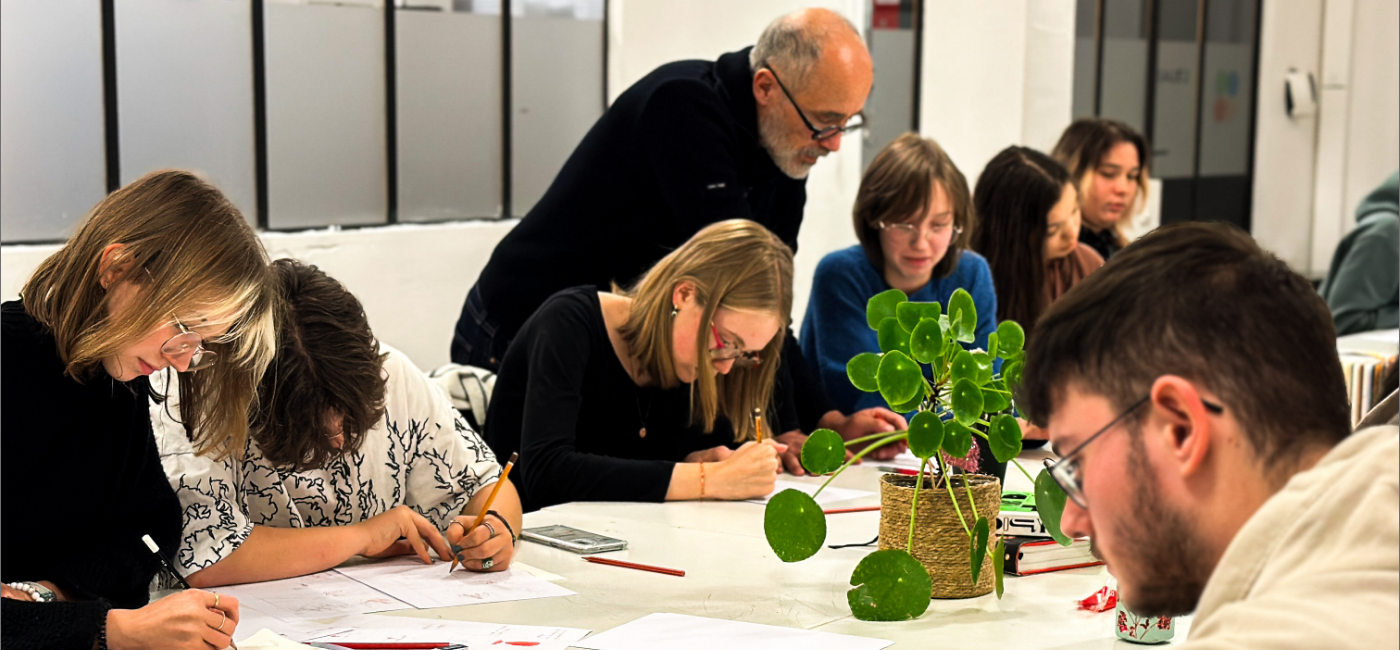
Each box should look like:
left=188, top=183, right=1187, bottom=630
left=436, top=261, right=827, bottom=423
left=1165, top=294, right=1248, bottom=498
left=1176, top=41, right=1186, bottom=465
left=822, top=506, right=882, bottom=515
left=143, top=535, right=239, bottom=649
left=876, top=465, right=927, bottom=476
left=320, top=643, right=453, bottom=649
left=753, top=407, right=764, bottom=444
left=582, top=555, right=686, bottom=577
left=450, top=451, right=518, bottom=573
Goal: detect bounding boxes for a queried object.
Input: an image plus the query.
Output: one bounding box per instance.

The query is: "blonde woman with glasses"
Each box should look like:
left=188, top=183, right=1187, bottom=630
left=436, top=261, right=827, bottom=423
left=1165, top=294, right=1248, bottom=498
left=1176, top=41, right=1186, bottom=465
left=482, top=220, right=794, bottom=512
left=1, top=170, right=276, bottom=649
left=801, top=133, right=992, bottom=461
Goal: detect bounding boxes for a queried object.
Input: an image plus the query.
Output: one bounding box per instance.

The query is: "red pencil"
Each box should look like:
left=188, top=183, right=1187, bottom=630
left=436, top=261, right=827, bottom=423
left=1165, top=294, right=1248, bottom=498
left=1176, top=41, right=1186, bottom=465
left=823, top=506, right=881, bottom=515
left=583, top=555, right=685, bottom=577
left=330, top=644, right=451, bottom=649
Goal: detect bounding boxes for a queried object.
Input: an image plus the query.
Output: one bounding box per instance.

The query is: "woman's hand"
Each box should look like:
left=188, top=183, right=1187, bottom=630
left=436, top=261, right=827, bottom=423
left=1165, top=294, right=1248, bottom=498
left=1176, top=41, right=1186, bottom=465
left=823, top=408, right=909, bottom=461
left=355, top=505, right=453, bottom=565
left=772, top=431, right=809, bottom=475
left=683, top=445, right=733, bottom=464
left=106, top=589, right=239, bottom=650
left=445, top=513, right=515, bottom=573
left=709, top=440, right=784, bottom=500
left=1, top=584, right=32, bottom=600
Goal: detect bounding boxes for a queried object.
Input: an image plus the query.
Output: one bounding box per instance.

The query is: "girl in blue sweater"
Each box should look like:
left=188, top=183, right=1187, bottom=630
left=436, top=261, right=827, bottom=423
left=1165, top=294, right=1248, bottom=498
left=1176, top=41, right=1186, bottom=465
left=801, top=133, right=996, bottom=460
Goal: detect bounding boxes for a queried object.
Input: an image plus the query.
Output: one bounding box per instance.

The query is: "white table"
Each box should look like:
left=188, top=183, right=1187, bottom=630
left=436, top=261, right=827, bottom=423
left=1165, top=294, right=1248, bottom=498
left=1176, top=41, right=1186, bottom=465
left=367, top=456, right=1191, bottom=648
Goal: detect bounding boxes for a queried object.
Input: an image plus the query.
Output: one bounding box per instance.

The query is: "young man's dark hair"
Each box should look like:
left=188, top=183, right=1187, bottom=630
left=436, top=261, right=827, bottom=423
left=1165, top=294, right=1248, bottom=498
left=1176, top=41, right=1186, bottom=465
left=1021, top=221, right=1351, bottom=473
left=252, top=259, right=388, bottom=469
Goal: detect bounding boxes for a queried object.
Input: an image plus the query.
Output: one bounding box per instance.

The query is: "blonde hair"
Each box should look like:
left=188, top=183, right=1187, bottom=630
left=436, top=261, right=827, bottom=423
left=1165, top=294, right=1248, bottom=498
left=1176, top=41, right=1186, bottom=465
left=616, top=220, right=794, bottom=442
left=1051, top=118, right=1151, bottom=250
left=21, top=169, right=276, bottom=460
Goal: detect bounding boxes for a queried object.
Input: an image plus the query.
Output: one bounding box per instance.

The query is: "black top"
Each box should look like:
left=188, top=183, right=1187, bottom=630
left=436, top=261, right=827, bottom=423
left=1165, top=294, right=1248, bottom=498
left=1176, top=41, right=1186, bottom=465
left=462, top=47, right=806, bottom=340
left=1079, top=226, right=1121, bottom=261
left=1, top=300, right=182, bottom=648
left=483, top=287, right=740, bottom=512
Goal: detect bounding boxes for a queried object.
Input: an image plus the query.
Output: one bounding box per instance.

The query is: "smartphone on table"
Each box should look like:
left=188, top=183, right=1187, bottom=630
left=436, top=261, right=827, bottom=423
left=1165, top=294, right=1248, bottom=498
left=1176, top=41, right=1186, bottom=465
left=520, top=524, right=628, bottom=553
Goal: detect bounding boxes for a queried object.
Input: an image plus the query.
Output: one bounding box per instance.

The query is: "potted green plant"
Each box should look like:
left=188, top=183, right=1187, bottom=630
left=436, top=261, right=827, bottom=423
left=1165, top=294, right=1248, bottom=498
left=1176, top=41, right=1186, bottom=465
left=763, top=288, right=1072, bottom=621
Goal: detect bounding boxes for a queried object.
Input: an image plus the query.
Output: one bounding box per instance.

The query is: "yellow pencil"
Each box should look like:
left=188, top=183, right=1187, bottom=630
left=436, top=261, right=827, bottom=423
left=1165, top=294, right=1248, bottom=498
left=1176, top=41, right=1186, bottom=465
left=450, top=451, right=517, bottom=573
left=754, top=408, right=763, bottom=444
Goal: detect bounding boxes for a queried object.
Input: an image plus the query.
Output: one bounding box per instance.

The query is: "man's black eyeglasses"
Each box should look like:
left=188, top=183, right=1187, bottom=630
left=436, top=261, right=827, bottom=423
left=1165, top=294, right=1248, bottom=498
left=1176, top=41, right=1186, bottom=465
left=762, top=63, right=865, bottom=141
left=1044, top=394, right=1224, bottom=509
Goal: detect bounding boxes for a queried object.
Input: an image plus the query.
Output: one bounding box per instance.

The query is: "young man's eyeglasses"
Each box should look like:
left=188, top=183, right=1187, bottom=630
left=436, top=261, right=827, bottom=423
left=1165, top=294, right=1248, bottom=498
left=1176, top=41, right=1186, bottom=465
left=762, top=63, right=865, bottom=142
left=711, top=325, right=761, bottom=368
left=161, top=317, right=217, bottom=372
left=1043, top=394, right=1224, bottom=509
left=877, top=219, right=962, bottom=243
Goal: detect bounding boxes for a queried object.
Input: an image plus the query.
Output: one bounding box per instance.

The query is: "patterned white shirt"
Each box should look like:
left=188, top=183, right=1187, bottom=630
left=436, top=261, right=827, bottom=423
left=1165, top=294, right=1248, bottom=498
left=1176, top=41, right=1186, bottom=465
left=153, top=346, right=502, bottom=576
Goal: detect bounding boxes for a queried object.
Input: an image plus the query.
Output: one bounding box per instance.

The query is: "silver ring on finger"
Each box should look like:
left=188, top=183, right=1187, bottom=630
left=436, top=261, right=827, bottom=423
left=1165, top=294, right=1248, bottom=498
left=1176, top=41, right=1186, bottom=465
left=217, top=610, right=227, bottom=632
left=482, top=520, right=497, bottom=539
left=481, top=557, right=494, bottom=570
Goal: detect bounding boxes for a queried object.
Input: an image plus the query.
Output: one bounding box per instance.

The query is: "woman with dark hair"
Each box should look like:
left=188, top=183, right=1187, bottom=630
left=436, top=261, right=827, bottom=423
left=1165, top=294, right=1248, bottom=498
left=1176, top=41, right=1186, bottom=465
left=1051, top=118, right=1150, bottom=260
left=972, top=146, right=1104, bottom=340
left=156, top=259, right=522, bottom=587
left=800, top=133, right=990, bottom=459
left=2, top=170, right=276, bottom=648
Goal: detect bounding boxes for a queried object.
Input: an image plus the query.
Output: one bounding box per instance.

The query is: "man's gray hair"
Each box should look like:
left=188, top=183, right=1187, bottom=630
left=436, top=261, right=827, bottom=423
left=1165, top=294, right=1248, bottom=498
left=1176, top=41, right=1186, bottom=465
left=750, top=12, right=860, bottom=90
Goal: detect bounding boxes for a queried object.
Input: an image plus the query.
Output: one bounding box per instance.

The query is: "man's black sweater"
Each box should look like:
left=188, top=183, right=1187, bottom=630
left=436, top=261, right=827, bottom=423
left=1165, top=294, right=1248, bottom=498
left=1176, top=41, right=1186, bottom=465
left=1, top=300, right=182, bottom=648
left=454, top=47, right=836, bottom=432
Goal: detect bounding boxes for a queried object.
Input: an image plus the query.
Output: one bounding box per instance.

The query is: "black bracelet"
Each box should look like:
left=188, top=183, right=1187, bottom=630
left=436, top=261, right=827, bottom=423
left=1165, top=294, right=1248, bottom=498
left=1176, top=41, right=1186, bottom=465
left=486, top=509, right=517, bottom=545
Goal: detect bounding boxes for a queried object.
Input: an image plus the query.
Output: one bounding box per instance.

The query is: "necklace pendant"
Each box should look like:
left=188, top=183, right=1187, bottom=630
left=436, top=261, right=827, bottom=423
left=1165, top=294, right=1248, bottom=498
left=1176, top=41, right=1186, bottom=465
left=639, top=427, right=647, bottom=438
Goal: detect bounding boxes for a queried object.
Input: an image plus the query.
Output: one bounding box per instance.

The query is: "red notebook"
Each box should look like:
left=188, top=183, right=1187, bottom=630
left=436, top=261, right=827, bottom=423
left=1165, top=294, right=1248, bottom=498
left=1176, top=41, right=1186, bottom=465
left=1002, top=536, right=1104, bottom=575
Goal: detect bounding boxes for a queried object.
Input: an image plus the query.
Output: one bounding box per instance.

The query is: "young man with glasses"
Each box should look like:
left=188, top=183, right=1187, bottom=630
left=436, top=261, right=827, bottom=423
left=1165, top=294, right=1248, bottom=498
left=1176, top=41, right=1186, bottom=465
left=1021, top=222, right=1397, bottom=648
left=452, top=8, right=900, bottom=473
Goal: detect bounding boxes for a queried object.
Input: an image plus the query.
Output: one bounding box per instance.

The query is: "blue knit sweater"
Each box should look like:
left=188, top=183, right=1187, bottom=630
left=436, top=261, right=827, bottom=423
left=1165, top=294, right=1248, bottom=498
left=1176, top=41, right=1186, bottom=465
left=800, top=246, right=998, bottom=416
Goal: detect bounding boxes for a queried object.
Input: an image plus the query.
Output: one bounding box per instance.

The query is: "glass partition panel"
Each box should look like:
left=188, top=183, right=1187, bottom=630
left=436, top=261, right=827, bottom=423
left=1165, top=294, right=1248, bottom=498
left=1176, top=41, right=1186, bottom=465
left=511, top=0, right=604, bottom=217
left=396, top=4, right=502, bottom=221
left=116, top=0, right=257, bottom=221
left=264, top=0, right=388, bottom=229
left=1, top=0, right=107, bottom=242
left=1098, top=0, right=1149, bottom=132
left=863, top=0, right=917, bottom=169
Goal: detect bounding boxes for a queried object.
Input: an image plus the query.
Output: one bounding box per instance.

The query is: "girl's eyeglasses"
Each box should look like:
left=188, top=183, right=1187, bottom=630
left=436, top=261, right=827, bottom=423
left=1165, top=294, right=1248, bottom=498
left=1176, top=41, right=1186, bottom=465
left=711, top=325, right=761, bottom=368
left=161, top=317, right=217, bottom=372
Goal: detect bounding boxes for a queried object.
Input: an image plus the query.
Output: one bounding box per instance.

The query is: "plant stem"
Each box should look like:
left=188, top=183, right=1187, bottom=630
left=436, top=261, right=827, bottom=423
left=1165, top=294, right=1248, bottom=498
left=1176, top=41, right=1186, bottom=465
left=962, top=475, right=979, bottom=523
left=842, top=430, right=909, bottom=448
left=1012, top=459, right=1037, bottom=484
left=939, top=455, right=972, bottom=537
left=816, top=432, right=908, bottom=497
left=906, top=457, right=927, bottom=552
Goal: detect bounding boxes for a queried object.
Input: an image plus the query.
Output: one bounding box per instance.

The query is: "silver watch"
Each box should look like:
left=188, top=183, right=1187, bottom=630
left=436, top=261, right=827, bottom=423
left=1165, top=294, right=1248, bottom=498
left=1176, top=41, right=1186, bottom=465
left=21, top=581, right=58, bottom=602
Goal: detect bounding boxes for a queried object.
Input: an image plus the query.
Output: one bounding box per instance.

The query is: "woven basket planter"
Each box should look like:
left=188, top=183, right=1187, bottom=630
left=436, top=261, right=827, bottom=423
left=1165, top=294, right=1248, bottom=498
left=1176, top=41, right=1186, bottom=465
left=878, top=472, right=1002, bottom=599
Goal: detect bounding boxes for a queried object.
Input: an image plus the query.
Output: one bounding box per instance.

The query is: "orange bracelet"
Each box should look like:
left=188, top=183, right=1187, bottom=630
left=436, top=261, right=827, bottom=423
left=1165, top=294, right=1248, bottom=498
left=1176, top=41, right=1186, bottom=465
left=698, top=461, right=707, bottom=499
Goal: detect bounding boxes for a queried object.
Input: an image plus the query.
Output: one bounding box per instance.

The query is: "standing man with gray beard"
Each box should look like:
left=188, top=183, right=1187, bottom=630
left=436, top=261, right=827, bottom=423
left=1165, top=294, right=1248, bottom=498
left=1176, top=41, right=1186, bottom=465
left=453, top=9, right=907, bottom=468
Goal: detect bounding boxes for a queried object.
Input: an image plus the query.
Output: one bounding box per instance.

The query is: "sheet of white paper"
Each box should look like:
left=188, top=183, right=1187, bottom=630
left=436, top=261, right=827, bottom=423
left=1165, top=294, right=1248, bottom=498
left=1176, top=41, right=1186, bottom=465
left=333, top=556, right=575, bottom=609
left=234, top=629, right=323, bottom=650
left=513, top=560, right=566, bottom=582
left=311, top=614, right=590, bottom=649
left=573, top=613, right=892, bottom=650
left=232, top=605, right=351, bottom=643
left=747, top=479, right=872, bottom=505
left=217, top=569, right=409, bottom=623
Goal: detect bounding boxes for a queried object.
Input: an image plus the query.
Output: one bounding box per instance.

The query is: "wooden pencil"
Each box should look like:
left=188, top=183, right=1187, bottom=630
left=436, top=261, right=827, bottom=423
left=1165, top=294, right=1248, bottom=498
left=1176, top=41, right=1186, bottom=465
left=450, top=451, right=517, bottom=572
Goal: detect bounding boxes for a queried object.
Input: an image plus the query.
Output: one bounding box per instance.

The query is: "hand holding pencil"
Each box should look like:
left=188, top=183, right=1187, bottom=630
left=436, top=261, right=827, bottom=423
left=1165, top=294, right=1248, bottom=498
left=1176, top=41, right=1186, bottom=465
left=447, top=452, right=519, bottom=573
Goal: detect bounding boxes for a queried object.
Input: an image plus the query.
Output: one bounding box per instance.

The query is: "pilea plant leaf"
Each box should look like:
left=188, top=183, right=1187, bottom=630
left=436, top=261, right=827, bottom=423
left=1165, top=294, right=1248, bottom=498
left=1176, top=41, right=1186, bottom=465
left=947, top=288, right=977, bottom=340
left=896, top=301, right=941, bottom=333
left=997, top=320, right=1026, bottom=354
left=969, top=517, right=990, bottom=583
left=909, top=318, right=944, bottom=364
left=866, top=289, right=908, bottom=330
left=877, top=317, right=911, bottom=357
left=846, top=353, right=881, bottom=393
left=987, top=331, right=999, bottom=359
left=1034, top=468, right=1074, bottom=546
left=981, top=385, right=1010, bottom=413
left=877, top=350, right=923, bottom=407
left=988, top=413, right=1023, bottom=463
left=801, top=428, right=846, bottom=475
left=764, top=489, right=827, bottom=562
left=1002, top=359, right=1024, bottom=392
left=847, top=549, right=932, bottom=621
left=942, top=420, right=974, bottom=458
left=949, top=378, right=984, bottom=426
left=950, top=349, right=978, bottom=385
left=906, top=411, right=945, bottom=459
left=889, top=390, right=925, bottom=413
left=970, top=351, right=994, bottom=385
left=993, top=537, right=1006, bottom=599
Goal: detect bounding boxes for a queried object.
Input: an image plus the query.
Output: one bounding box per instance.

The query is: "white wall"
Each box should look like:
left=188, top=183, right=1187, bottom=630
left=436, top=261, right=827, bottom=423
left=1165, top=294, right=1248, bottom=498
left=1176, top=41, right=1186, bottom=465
left=918, top=0, right=1076, bottom=184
